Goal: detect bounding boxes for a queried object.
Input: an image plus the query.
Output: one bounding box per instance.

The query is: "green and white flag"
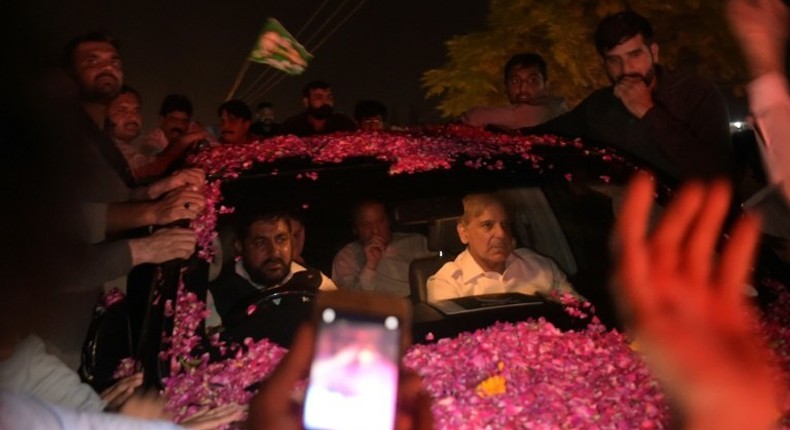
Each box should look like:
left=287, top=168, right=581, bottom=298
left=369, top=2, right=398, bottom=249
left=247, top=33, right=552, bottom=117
left=249, top=18, right=313, bottom=75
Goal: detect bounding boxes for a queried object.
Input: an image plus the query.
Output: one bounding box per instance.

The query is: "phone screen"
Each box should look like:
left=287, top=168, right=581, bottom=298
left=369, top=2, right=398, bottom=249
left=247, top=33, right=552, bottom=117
left=302, top=307, right=401, bottom=430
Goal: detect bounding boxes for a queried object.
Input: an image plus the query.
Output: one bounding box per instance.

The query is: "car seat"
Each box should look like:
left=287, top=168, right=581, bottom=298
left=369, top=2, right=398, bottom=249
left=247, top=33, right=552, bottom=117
left=409, top=216, right=465, bottom=302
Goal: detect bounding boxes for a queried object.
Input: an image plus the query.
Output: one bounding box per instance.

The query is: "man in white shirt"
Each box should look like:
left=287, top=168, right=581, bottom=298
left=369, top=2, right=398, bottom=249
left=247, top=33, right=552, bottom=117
left=332, top=200, right=433, bottom=297
left=427, top=193, right=577, bottom=302
left=106, top=87, right=200, bottom=183
left=139, top=94, right=212, bottom=157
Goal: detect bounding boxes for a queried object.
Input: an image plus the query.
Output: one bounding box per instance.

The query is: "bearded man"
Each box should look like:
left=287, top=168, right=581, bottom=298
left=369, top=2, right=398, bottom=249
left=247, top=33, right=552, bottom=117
left=208, top=210, right=336, bottom=329
left=525, top=10, right=735, bottom=182
left=280, top=80, right=357, bottom=137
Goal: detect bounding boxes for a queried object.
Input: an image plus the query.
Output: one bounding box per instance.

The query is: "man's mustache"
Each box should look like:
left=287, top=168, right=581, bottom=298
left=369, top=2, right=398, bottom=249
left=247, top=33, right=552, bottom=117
left=263, top=258, right=286, bottom=267
left=616, top=73, right=648, bottom=85
left=95, top=71, right=118, bottom=81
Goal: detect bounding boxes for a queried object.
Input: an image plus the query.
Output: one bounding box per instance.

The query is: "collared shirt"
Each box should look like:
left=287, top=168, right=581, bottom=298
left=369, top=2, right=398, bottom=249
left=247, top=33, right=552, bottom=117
left=234, top=260, right=336, bottom=291
left=426, top=248, right=577, bottom=302
left=332, top=233, right=433, bottom=297
left=205, top=260, right=336, bottom=328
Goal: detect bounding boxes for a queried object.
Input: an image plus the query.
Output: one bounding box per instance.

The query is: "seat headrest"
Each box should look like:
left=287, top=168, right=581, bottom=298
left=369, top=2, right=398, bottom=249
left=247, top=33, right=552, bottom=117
left=427, top=217, right=465, bottom=254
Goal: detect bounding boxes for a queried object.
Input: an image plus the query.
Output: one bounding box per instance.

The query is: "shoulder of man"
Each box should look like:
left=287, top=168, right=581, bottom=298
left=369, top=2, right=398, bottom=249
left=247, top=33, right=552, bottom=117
left=282, top=265, right=325, bottom=292
left=208, top=263, right=259, bottom=314
left=329, top=113, right=357, bottom=130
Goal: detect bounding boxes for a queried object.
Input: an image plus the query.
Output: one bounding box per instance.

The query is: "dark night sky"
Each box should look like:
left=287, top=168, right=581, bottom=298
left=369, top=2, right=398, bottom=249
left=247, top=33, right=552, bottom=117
left=27, top=1, right=489, bottom=128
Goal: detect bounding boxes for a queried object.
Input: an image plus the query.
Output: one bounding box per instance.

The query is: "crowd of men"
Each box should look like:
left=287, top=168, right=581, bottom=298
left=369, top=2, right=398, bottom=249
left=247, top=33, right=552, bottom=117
left=1, top=1, right=790, bottom=429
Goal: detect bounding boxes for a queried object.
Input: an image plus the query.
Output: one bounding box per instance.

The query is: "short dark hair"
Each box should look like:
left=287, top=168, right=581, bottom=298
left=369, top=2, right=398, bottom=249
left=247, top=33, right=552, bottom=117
left=117, top=85, right=141, bottom=104
left=302, top=80, right=331, bottom=98
left=504, top=53, right=548, bottom=83
left=351, top=200, right=389, bottom=224
left=235, top=209, right=291, bottom=241
left=217, top=99, right=252, bottom=121
left=256, top=102, right=273, bottom=111
left=354, top=100, right=388, bottom=122
left=62, top=31, right=120, bottom=73
left=594, top=10, right=654, bottom=56
left=159, top=94, right=193, bottom=117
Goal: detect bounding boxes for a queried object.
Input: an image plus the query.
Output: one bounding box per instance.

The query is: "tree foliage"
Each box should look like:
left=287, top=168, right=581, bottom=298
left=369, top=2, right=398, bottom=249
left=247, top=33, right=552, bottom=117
left=423, top=0, right=747, bottom=118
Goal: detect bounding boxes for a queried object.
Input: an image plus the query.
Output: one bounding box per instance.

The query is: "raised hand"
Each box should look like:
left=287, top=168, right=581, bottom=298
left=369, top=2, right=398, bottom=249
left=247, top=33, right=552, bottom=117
left=612, top=173, right=784, bottom=430
left=726, top=0, right=789, bottom=78
left=613, top=77, right=655, bottom=118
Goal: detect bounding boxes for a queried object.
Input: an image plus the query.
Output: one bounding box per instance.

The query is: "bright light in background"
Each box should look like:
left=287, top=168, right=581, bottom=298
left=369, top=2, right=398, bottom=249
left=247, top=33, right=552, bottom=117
left=729, top=120, right=751, bottom=134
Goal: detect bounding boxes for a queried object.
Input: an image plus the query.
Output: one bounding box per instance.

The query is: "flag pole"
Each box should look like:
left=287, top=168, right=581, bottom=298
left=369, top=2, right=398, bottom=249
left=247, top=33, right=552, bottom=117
left=226, top=59, right=252, bottom=101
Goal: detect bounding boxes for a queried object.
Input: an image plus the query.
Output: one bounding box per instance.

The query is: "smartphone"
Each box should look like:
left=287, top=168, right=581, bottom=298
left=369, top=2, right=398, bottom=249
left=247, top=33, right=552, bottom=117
left=302, top=291, right=411, bottom=430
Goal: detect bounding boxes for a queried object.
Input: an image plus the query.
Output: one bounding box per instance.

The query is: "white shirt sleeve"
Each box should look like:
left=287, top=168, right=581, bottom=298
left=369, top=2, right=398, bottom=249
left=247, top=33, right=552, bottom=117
left=426, top=263, right=461, bottom=302
left=0, top=335, right=107, bottom=412
left=748, top=72, right=790, bottom=203
left=1, top=391, right=184, bottom=430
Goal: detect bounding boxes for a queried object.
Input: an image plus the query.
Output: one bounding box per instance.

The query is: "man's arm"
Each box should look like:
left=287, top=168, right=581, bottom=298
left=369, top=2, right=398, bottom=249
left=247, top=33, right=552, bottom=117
left=130, top=131, right=211, bottom=183
left=639, top=78, right=734, bottom=180
left=727, top=0, right=790, bottom=202
left=106, top=188, right=205, bottom=234
left=425, top=272, right=458, bottom=302
left=521, top=96, right=591, bottom=138
left=750, top=74, right=790, bottom=201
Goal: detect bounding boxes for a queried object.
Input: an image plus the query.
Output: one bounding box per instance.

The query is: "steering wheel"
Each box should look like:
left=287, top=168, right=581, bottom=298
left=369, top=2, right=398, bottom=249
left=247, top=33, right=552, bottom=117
left=222, top=288, right=318, bottom=347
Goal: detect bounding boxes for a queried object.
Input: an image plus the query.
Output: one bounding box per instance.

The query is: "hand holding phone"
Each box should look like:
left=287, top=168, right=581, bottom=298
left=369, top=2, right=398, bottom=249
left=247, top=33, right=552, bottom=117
left=303, top=291, right=410, bottom=430
left=246, top=291, right=432, bottom=430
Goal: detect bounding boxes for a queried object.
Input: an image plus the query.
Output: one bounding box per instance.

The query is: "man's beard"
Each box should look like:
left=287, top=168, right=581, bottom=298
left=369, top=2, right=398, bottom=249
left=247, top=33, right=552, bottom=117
left=115, top=122, right=141, bottom=141
left=308, top=104, right=333, bottom=120
left=81, top=73, right=121, bottom=103
left=249, top=258, right=289, bottom=288
left=166, top=128, right=185, bottom=141
left=121, top=122, right=141, bottom=140
left=611, top=64, right=656, bottom=87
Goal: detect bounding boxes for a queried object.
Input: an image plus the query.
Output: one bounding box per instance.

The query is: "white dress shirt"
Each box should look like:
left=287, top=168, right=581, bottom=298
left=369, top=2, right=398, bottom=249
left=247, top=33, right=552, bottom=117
left=427, top=248, right=577, bottom=302
left=748, top=72, right=790, bottom=203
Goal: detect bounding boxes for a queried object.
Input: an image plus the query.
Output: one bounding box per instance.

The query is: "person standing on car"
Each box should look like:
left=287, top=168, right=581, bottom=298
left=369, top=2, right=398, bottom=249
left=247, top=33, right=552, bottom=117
left=332, top=200, right=433, bottom=297
left=280, top=80, right=357, bottom=137
left=461, top=53, right=567, bottom=130
left=525, top=9, right=735, bottom=182
left=427, top=193, right=578, bottom=302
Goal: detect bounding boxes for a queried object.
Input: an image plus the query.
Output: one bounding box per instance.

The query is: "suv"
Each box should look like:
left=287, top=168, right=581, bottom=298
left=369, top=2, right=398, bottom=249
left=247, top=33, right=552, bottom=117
left=81, top=126, right=789, bottom=427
